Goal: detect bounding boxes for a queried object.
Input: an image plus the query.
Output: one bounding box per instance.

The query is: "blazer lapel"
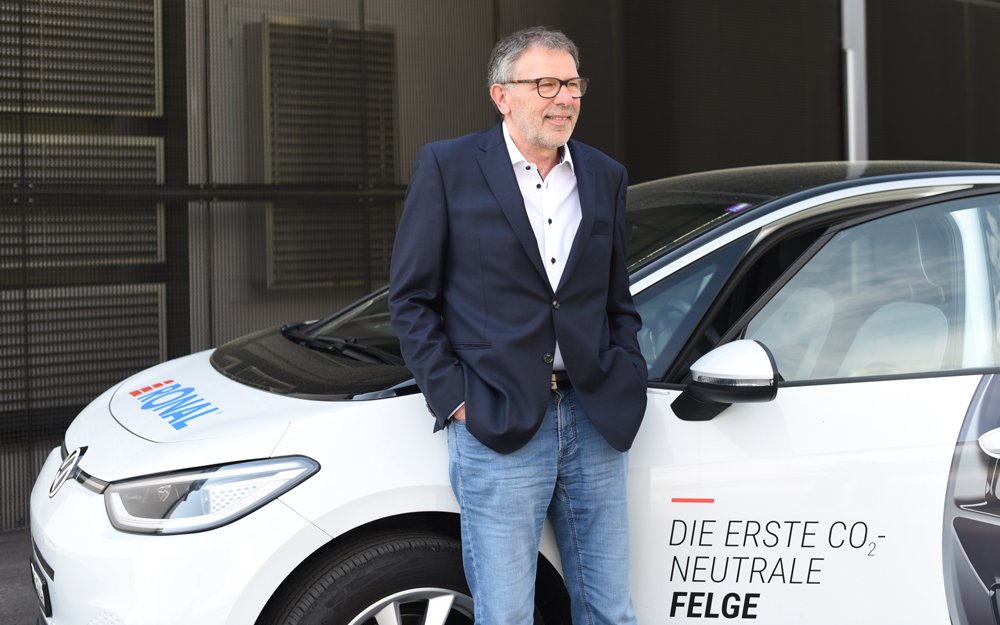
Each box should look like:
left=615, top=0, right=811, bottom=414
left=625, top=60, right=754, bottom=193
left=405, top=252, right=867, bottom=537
left=558, top=140, right=595, bottom=292
left=476, top=126, right=549, bottom=287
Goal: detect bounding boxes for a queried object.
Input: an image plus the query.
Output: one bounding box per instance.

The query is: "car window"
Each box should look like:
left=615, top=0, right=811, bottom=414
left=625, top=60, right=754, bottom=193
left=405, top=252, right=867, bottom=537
left=745, top=193, right=1000, bottom=381
left=986, top=204, right=1000, bottom=364
left=655, top=223, right=830, bottom=384
left=635, top=236, right=751, bottom=380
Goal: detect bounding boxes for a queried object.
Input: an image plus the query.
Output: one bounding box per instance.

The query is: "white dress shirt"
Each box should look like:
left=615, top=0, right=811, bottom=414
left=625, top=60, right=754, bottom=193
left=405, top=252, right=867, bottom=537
left=502, top=122, right=582, bottom=371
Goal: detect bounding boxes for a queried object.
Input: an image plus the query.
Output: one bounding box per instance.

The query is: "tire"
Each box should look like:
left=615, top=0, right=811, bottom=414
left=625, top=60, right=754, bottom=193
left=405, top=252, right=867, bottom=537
left=258, top=531, right=474, bottom=625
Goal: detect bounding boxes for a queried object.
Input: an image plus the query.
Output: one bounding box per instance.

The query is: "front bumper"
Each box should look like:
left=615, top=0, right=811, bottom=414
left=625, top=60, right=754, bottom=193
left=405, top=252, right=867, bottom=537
left=30, top=447, right=331, bottom=625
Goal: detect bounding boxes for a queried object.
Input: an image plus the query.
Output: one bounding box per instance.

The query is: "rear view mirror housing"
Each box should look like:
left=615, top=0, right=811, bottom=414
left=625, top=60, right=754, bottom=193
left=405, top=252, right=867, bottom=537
left=671, top=340, right=779, bottom=421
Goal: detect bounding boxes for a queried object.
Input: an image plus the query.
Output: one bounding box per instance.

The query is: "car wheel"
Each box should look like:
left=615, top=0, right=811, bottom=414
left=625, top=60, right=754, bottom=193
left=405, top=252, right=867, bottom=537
left=259, top=531, right=474, bottom=625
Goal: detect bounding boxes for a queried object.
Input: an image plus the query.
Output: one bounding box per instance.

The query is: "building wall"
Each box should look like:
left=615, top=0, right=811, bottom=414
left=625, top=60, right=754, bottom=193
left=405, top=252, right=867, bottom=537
left=1, top=0, right=999, bottom=531
left=623, top=0, right=845, bottom=181
left=867, top=0, right=1000, bottom=162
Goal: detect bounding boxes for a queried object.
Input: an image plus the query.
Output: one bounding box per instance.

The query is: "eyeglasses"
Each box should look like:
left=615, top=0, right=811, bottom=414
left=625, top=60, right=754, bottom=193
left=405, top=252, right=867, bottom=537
left=504, top=77, right=589, bottom=98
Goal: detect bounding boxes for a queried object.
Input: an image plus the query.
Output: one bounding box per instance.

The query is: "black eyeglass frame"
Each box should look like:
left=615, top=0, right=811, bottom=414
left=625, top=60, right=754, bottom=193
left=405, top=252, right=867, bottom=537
left=503, top=77, right=589, bottom=98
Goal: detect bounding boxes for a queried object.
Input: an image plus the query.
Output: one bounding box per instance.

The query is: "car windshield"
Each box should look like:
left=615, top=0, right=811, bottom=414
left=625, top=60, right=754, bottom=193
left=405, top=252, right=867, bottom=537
left=307, top=289, right=400, bottom=355
left=309, top=182, right=767, bottom=343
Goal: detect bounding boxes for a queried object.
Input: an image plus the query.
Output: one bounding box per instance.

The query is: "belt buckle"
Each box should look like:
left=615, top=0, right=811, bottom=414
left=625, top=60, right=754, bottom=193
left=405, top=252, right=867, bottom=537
left=550, top=371, right=568, bottom=390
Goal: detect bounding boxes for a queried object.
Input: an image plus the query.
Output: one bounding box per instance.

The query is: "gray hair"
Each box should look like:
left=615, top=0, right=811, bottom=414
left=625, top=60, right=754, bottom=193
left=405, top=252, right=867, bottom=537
left=487, top=26, right=580, bottom=87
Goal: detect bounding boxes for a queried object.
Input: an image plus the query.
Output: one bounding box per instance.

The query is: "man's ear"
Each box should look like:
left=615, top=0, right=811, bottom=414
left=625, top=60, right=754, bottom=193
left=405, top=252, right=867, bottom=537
left=489, top=83, right=510, bottom=115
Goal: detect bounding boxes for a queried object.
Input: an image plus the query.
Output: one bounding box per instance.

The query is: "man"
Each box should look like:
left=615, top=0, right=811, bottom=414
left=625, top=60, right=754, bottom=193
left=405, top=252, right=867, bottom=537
left=389, top=26, right=647, bottom=625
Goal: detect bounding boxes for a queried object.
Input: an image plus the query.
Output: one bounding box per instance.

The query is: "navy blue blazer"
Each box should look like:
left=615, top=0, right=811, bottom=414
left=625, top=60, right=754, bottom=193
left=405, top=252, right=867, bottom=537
left=388, top=124, right=647, bottom=453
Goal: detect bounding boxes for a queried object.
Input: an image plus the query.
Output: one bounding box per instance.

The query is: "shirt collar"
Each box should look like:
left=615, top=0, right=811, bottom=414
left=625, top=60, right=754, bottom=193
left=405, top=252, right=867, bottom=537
left=501, top=122, right=573, bottom=171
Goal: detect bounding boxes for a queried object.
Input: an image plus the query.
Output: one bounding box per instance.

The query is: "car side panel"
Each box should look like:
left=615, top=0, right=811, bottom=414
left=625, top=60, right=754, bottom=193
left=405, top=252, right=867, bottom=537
left=629, top=375, right=982, bottom=623
left=271, top=392, right=566, bottom=574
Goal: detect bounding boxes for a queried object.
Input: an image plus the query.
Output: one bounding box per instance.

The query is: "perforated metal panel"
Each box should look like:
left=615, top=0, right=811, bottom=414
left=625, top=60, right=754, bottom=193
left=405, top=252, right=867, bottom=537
left=0, top=0, right=162, bottom=115
left=0, top=200, right=164, bottom=268
left=262, top=17, right=395, bottom=185
left=0, top=134, right=164, bottom=266
left=0, top=1, right=168, bottom=533
left=0, top=134, right=165, bottom=427
left=259, top=17, right=397, bottom=289
left=0, top=440, right=55, bottom=529
left=266, top=202, right=395, bottom=289
left=0, top=134, right=163, bottom=183
left=0, top=283, right=165, bottom=412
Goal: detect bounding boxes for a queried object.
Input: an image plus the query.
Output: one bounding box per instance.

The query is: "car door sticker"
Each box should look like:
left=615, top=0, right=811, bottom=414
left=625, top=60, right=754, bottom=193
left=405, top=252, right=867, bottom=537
left=666, top=508, right=886, bottom=620
left=943, top=374, right=1000, bottom=625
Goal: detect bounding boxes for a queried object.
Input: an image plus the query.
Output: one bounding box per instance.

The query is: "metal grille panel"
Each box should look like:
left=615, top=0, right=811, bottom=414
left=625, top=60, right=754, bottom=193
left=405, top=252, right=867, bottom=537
left=0, top=134, right=163, bottom=267
left=261, top=18, right=397, bottom=289
left=266, top=202, right=395, bottom=289
left=0, top=283, right=165, bottom=411
left=0, top=134, right=163, bottom=183
left=263, top=18, right=395, bottom=185
left=0, top=0, right=162, bottom=115
left=0, top=201, right=163, bottom=267
left=0, top=440, right=56, bottom=529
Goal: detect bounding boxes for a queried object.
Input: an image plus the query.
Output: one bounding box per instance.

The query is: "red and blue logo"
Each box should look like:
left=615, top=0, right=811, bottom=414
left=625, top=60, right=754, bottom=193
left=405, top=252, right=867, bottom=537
left=129, top=379, right=221, bottom=430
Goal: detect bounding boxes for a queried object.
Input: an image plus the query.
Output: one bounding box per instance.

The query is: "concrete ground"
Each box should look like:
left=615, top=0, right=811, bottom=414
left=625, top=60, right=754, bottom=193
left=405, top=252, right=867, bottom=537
left=0, top=529, right=37, bottom=625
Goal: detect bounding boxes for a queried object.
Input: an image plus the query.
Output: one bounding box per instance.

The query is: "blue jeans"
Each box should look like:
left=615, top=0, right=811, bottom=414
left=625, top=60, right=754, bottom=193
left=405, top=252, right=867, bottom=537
left=448, top=388, right=637, bottom=625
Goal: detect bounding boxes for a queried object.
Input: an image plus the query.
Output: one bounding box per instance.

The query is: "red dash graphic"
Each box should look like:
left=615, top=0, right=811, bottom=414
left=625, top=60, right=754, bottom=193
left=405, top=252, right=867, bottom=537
left=129, top=380, right=176, bottom=397
left=671, top=498, right=715, bottom=504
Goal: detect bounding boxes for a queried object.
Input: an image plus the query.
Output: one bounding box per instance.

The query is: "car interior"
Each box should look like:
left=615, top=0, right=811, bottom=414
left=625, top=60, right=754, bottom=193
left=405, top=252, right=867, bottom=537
left=745, top=206, right=964, bottom=381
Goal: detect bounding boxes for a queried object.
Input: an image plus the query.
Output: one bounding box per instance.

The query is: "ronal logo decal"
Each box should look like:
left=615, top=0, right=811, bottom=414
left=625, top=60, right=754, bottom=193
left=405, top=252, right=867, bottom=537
left=129, top=379, right=222, bottom=430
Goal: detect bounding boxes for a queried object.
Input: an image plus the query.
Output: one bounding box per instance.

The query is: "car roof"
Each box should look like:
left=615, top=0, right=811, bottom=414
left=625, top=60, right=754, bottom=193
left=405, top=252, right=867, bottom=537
left=624, top=160, right=1000, bottom=275
left=629, top=160, right=1000, bottom=202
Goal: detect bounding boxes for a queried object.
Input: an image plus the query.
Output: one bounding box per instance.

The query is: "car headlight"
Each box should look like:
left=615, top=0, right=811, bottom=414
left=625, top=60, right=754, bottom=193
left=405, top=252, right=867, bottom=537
left=104, top=456, right=319, bottom=535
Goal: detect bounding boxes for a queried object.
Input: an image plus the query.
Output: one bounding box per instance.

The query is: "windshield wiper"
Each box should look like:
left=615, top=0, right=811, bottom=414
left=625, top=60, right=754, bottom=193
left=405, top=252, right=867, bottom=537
left=281, top=323, right=405, bottom=366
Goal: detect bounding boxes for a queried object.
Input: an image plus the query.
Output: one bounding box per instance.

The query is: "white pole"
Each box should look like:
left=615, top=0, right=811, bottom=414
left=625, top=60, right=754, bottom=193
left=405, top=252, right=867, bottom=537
left=842, top=0, right=869, bottom=161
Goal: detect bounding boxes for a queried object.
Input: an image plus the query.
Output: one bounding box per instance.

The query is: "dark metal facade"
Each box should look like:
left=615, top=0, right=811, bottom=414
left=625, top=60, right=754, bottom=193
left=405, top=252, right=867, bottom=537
left=1, top=0, right=997, bottom=531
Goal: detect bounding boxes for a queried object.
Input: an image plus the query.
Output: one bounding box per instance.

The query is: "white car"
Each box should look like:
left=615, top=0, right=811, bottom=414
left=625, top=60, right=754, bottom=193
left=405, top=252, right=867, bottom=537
left=30, top=162, right=1000, bottom=625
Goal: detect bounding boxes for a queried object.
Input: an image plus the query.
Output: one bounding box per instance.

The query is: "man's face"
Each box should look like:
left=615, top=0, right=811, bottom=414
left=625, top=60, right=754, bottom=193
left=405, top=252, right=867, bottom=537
left=493, top=46, right=581, bottom=154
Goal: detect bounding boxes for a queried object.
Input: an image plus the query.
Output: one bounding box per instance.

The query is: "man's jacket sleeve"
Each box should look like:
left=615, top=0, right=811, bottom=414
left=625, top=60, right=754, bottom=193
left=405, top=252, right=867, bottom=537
left=606, top=168, right=647, bottom=382
left=388, top=144, right=465, bottom=429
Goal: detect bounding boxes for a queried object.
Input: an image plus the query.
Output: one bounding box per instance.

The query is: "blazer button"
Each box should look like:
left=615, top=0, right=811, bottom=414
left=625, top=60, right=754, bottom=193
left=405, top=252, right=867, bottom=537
left=552, top=300, right=560, bottom=309
left=543, top=354, right=554, bottom=364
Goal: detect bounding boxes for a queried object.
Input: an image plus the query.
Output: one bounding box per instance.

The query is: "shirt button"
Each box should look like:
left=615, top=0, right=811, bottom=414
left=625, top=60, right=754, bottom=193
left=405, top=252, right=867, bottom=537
left=536, top=183, right=542, bottom=189
left=525, top=165, right=532, bottom=171
left=543, top=353, right=554, bottom=364
left=547, top=218, right=552, bottom=224
left=550, top=258, right=556, bottom=264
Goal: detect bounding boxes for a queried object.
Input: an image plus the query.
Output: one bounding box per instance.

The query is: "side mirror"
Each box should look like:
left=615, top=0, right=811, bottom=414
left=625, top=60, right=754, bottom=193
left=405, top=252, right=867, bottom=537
left=978, top=428, right=1000, bottom=460
left=671, top=340, right=779, bottom=421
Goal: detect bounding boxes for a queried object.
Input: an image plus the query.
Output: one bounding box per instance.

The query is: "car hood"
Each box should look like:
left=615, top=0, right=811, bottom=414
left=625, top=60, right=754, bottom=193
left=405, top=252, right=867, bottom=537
left=107, top=350, right=328, bottom=444
left=57, top=348, right=395, bottom=483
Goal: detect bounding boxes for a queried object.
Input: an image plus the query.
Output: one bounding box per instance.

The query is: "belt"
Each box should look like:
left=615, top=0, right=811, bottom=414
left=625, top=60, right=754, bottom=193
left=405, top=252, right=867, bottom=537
left=550, top=370, right=572, bottom=390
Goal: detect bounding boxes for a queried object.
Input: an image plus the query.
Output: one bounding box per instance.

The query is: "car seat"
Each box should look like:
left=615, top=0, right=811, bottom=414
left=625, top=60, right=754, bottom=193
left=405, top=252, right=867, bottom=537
left=836, top=217, right=954, bottom=377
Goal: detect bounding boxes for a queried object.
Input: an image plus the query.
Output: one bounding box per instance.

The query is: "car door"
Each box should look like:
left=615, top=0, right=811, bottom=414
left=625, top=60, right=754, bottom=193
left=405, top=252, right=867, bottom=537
left=629, top=190, right=1000, bottom=624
